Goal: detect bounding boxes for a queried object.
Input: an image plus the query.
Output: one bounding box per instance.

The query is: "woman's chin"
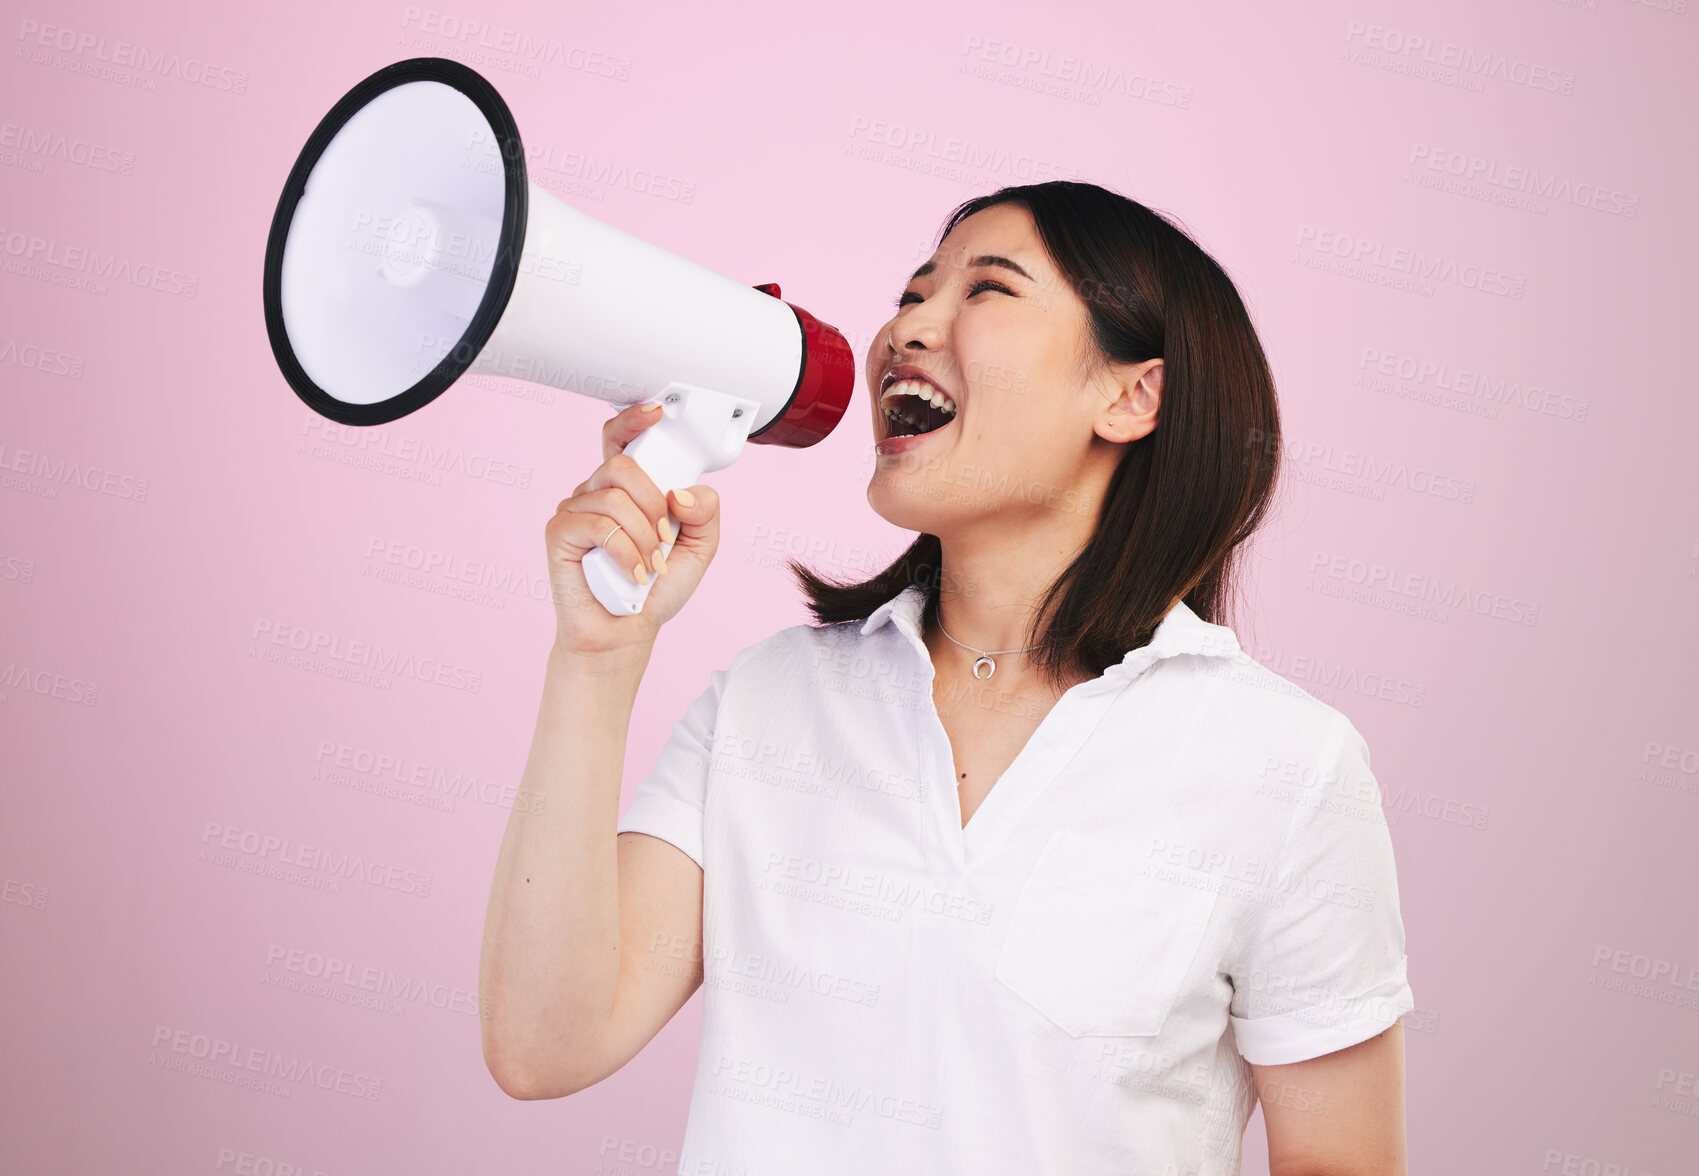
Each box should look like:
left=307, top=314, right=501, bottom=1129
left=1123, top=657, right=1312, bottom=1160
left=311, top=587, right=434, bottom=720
left=866, top=470, right=961, bottom=534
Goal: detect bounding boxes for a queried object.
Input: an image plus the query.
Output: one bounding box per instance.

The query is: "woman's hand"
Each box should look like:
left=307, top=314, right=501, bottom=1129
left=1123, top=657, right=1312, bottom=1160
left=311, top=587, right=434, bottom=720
left=544, top=402, right=721, bottom=657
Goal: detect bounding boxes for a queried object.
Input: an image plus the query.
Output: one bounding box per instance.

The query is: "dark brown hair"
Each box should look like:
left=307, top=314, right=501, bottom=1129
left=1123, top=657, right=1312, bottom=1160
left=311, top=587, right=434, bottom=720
left=787, top=180, right=1281, bottom=692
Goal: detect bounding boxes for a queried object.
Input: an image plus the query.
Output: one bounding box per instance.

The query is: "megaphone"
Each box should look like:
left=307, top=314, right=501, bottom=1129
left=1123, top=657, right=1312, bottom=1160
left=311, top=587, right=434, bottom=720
left=262, top=58, right=855, bottom=616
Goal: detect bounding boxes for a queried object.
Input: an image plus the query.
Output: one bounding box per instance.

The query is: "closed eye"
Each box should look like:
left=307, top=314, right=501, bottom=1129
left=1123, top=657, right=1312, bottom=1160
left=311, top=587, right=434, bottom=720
left=892, top=279, right=1016, bottom=308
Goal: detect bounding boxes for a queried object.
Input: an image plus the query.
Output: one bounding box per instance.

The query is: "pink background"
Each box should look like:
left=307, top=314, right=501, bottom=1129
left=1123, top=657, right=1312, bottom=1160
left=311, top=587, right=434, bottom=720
left=4, top=0, right=1697, bottom=1172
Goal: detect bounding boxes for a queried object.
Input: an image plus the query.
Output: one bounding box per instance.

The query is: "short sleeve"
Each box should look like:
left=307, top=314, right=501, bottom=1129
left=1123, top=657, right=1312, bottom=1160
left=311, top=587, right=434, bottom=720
left=1228, top=717, right=1415, bottom=1066
left=614, top=665, right=728, bottom=871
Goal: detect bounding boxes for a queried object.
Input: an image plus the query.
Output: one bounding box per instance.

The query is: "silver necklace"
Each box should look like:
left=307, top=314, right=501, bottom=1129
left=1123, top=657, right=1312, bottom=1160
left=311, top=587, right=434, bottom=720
left=935, top=611, right=1037, bottom=680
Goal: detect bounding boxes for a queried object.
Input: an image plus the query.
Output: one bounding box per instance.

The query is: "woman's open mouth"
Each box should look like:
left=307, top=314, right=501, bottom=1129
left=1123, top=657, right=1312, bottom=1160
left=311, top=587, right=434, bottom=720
left=875, top=379, right=957, bottom=455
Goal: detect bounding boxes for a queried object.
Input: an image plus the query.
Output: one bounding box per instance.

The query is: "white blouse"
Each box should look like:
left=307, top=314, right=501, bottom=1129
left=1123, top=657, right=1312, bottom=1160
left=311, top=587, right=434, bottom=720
left=617, top=583, right=1414, bottom=1174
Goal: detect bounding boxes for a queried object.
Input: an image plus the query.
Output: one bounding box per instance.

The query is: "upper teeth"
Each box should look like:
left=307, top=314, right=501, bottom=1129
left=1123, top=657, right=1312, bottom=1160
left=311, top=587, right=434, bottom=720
left=881, top=378, right=956, bottom=415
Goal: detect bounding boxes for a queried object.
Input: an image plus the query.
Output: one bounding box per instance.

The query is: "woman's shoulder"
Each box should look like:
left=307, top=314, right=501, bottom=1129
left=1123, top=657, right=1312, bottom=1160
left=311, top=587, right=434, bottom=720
left=708, top=614, right=936, bottom=721
left=716, top=615, right=873, bottom=682
left=1181, top=644, right=1371, bottom=763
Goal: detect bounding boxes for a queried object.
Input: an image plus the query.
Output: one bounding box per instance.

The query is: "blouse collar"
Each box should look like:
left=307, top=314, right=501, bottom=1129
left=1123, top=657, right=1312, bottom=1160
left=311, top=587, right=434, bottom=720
left=858, top=583, right=1242, bottom=676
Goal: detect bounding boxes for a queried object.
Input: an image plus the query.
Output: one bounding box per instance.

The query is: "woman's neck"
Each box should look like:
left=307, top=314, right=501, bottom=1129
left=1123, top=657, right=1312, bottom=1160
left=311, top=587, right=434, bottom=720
left=929, top=530, right=1081, bottom=656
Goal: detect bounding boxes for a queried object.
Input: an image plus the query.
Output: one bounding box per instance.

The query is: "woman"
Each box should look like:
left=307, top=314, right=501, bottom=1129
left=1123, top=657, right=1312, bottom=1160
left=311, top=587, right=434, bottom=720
left=479, top=181, right=1414, bottom=1175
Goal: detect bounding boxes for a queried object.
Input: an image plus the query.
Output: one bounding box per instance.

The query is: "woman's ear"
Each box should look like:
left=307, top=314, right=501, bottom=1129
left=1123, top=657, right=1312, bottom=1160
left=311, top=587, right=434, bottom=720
left=1094, top=358, right=1162, bottom=444
left=1138, top=358, right=1163, bottom=406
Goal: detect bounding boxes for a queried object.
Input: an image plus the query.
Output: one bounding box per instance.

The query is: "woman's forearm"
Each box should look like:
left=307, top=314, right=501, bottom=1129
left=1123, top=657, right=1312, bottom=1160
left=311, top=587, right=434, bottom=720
left=478, top=640, right=654, bottom=1097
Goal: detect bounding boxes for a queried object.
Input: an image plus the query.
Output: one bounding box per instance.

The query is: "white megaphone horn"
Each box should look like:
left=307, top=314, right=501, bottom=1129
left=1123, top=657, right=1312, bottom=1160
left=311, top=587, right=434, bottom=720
left=262, top=58, right=855, bottom=616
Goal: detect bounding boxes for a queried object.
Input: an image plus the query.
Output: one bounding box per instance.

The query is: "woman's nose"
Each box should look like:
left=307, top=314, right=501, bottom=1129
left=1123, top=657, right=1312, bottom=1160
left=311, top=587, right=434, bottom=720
left=890, top=309, right=945, bottom=353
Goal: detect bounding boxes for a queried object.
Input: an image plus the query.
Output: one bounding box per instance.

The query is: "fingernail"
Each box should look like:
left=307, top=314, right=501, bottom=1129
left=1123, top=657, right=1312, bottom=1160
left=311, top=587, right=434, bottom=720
left=642, top=402, right=663, bottom=413
left=652, top=549, right=668, bottom=576
left=632, top=562, right=650, bottom=585
left=657, top=516, right=674, bottom=544
left=674, top=487, right=695, bottom=507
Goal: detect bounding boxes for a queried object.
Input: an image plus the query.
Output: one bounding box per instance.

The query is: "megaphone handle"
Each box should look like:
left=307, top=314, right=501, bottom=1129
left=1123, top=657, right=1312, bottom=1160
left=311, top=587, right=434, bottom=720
left=580, top=386, right=758, bottom=616
left=580, top=425, right=695, bottom=615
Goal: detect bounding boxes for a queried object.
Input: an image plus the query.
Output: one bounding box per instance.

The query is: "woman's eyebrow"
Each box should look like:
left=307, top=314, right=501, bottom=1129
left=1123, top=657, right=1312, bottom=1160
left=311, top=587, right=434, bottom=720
left=907, top=255, right=1036, bottom=283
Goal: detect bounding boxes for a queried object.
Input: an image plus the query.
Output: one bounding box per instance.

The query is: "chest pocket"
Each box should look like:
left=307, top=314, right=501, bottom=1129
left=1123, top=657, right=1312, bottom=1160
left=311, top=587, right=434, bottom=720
left=993, top=829, right=1220, bottom=1038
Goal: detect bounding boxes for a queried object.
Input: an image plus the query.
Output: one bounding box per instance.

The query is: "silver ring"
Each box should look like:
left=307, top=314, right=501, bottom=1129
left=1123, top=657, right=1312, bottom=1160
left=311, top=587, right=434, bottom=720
left=603, top=523, right=624, bottom=549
